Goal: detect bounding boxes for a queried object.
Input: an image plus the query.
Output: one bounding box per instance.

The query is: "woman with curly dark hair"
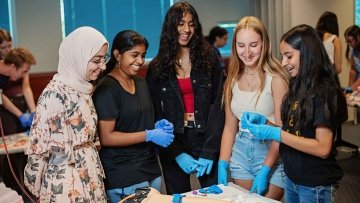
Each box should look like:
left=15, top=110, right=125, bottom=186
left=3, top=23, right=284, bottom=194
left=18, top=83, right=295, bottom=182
left=146, top=1, right=225, bottom=194
left=242, top=24, right=347, bottom=203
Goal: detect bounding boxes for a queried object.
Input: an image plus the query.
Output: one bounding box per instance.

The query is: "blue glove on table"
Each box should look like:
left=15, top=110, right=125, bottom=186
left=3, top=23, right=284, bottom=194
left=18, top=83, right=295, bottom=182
left=241, top=112, right=266, bottom=129
left=175, top=153, right=205, bottom=174
left=198, top=185, right=223, bottom=194
left=218, top=160, right=229, bottom=186
left=19, top=113, right=31, bottom=128
left=195, top=158, right=214, bottom=177
left=155, top=119, right=174, bottom=134
left=145, top=129, right=174, bottom=147
left=250, top=165, right=271, bottom=195
left=246, top=122, right=282, bottom=142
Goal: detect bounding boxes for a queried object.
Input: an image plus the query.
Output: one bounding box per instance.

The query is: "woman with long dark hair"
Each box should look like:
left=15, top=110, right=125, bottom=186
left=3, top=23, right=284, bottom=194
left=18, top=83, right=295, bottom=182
left=146, top=1, right=225, bottom=194
left=242, top=24, right=347, bottom=203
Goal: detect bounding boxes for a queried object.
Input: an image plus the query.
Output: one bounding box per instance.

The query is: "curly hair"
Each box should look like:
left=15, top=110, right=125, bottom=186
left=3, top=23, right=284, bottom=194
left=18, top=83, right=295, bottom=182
left=149, top=1, right=211, bottom=79
left=280, top=24, right=346, bottom=130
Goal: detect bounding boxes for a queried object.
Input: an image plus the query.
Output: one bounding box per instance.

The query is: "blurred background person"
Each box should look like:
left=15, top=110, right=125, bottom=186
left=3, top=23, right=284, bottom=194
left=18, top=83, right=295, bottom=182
left=0, top=29, right=36, bottom=135
left=316, top=11, right=342, bottom=75
left=344, top=25, right=360, bottom=91
left=0, top=47, right=36, bottom=196
left=205, top=26, right=228, bottom=75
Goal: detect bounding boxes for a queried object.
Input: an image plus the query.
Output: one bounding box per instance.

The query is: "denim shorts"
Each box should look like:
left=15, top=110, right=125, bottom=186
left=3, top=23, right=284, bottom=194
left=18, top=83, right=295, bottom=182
left=229, top=130, right=285, bottom=188
left=106, top=176, right=161, bottom=203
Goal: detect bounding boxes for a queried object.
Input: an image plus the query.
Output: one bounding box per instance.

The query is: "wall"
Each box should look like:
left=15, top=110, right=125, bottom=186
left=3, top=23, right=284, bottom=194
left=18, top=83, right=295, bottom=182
left=290, top=0, right=354, bottom=87
left=11, top=0, right=355, bottom=79
left=186, top=0, right=255, bottom=34
left=14, top=0, right=62, bottom=73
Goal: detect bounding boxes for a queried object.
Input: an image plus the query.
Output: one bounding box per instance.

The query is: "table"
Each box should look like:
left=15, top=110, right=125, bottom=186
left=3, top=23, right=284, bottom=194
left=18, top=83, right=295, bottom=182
left=183, top=183, right=280, bottom=203
left=335, top=92, right=360, bottom=155
left=0, top=133, right=28, bottom=155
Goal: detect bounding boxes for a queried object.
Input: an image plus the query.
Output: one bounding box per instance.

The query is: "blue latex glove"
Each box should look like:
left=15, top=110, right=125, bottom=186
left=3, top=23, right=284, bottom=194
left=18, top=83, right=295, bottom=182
left=241, top=112, right=267, bottom=129
left=250, top=165, right=271, bottom=195
left=198, top=185, right=223, bottom=194
left=145, top=129, right=174, bottom=147
left=29, top=112, right=35, bottom=126
left=218, top=160, right=229, bottom=186
left=18, top=113, right=31, bottom=128
left=195, top=158, right=214, bottom=177
left=155, top=119, right=174, bottom=134
left=175, top=153, right=205, bottom=174
left=246, top=122, right=282, bottom=142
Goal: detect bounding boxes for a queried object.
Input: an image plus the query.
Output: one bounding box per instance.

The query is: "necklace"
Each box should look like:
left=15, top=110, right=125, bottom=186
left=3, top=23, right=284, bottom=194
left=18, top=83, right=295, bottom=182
left=244, top=68, right=259, bottom=75
left=176, top=55, right=190, bottom=78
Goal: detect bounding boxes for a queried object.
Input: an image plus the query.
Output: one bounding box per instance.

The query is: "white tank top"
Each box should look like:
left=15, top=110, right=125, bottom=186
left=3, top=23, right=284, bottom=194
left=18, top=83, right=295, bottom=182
left=230, top=73, right=274, bottom=131
left=323, top=34, right=337, bottom=64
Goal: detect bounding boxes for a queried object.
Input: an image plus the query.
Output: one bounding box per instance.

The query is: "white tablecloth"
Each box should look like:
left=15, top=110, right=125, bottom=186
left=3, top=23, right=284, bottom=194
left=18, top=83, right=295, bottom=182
left=183, top=183, right=280, bottom=203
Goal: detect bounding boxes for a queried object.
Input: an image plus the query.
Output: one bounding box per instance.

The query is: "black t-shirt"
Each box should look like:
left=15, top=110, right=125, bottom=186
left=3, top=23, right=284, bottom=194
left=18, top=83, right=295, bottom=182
left=280, top=95, right=343, bottom=186
left=0, top=74, right=10, bottom=89
left=93, top=75, right=161, bottom=189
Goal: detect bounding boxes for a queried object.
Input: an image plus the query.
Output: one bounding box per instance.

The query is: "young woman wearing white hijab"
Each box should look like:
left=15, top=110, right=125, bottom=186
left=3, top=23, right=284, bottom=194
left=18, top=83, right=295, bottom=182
left=24, top=26, right=109, bottom=202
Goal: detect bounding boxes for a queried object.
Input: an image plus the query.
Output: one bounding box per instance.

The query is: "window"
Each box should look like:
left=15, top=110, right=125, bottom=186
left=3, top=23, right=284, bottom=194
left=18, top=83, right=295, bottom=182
left=218, top=21, right=237, bottom=57
left=0, top=0, right=10, bottom=31
left=61, top=0, right=172, bottom=59
left=356, top=0, right=360, bottom=25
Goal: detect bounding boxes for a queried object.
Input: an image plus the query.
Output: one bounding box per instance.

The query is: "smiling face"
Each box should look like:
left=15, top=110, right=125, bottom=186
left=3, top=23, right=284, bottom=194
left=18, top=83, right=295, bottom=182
left=280, top=40, right=301, bottom=77
left=86, top=44, right=109, bottom=81
left=117, top=44, right=147, bottom=76
left=235, top=29, right=262, bottom=68
left=177, top=12, right=195, bottom=47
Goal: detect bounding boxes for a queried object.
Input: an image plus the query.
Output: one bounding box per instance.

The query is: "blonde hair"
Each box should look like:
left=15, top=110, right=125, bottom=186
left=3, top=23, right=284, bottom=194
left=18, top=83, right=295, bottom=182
left=4, top=47, right=36, bottom=69
left=222, top=16, right=289, bottom=106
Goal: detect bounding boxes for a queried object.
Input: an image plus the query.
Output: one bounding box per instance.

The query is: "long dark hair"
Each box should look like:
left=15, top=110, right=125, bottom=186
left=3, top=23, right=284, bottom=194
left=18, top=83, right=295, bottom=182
left=280, top=24, right=346, bottom=131
left=205, top=26, right=228, bottom=45
left=102, top=30, right=148, bottom=76
left=149, top=1, right=211, bottom=79
left=315, top=11, right=339, bottom=40
left=344, top=25, right=360, bottom=61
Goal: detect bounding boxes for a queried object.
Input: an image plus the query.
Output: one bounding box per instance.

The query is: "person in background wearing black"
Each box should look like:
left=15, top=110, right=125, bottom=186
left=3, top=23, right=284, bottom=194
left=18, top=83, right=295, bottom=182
left=205, top=26, right=228, bottom=75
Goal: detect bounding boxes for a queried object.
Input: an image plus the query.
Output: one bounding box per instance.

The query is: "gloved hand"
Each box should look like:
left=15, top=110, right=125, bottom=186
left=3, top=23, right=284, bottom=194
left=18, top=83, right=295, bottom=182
left=250, top=165, right=271, bottom=195
left=145, top=129, right=174, bottom=147
left=155, top=119, right=174, bottom=134
left=195, top=158, right=214, bottom=177
left=175, top=153, right=205, bottom=174
left=18, top=113, right=31, bottom=128
left=29, top=112, right=35, bottom=125
left=241, top=112, right=266, bottom=129
left=218, top=160, right=229, bottom=186
left=246, top=123, right=282, bottom=142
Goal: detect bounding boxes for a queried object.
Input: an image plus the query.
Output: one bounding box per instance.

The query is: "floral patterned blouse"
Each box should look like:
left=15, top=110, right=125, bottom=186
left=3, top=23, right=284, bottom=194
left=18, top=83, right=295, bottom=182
left=24, top=79, right=107, bottom=202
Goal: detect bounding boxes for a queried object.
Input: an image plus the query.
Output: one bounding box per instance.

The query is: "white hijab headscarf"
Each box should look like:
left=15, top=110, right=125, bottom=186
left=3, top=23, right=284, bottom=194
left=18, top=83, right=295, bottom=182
left=53, top=26, right=108, bottom=94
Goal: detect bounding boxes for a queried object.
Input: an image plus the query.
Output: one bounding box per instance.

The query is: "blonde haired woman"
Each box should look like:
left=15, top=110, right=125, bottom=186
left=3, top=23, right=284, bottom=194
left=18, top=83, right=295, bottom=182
left=218, top=16, right=289, bottom=200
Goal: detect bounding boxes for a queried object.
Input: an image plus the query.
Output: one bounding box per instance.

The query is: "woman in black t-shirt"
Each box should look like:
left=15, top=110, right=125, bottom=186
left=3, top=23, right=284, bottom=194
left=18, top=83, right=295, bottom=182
left=241, top=24, right=347, bottom=203
left=93, top=30, right=174, bottom=203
